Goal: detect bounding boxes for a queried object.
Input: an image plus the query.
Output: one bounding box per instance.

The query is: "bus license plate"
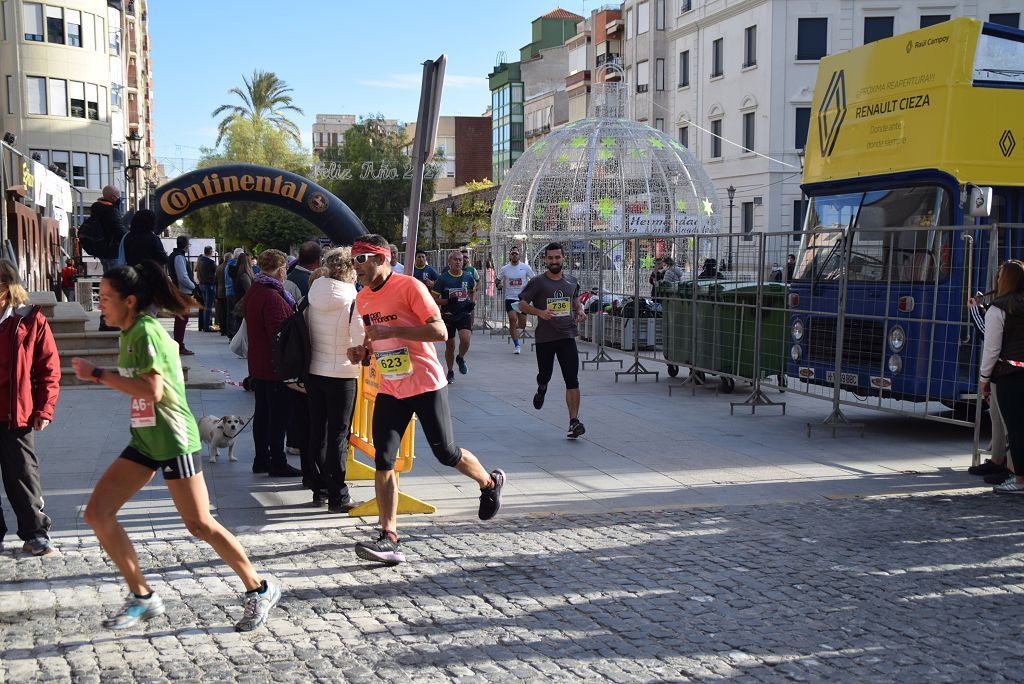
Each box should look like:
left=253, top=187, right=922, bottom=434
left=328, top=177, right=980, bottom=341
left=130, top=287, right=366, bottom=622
left=826, top=371, right=859, bottom=386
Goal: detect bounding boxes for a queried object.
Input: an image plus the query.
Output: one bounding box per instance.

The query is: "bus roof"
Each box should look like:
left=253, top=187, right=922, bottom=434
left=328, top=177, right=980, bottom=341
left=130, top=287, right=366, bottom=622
left=804, top=17, right=1024, bottom=189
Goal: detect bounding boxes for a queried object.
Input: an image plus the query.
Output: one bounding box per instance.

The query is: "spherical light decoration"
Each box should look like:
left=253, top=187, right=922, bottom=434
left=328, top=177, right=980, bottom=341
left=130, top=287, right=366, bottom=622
left=491, top=84, right=721, bottom=246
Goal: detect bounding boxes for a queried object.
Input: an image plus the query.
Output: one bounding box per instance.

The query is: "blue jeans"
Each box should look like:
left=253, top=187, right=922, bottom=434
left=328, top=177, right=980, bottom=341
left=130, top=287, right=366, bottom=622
left=199, top=283, right=216, bottom=330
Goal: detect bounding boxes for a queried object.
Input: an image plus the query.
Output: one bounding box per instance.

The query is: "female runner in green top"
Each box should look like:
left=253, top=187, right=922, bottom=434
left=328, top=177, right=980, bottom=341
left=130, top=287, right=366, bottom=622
left=71, top=260, right=279, bottom=632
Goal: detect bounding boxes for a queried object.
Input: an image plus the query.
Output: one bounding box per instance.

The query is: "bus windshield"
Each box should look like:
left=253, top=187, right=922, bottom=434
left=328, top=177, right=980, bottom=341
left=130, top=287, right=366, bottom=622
left=795, top=186, right=952, bottom=283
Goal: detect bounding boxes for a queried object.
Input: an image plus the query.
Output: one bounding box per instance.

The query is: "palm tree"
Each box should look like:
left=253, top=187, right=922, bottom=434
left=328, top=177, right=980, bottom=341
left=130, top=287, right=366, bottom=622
left=211, top=70, right=304, bottom=146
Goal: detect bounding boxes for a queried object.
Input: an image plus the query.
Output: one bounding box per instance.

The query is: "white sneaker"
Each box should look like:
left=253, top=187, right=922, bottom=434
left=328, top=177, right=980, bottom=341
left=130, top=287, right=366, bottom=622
left=513, top=346, right=521, bottom=355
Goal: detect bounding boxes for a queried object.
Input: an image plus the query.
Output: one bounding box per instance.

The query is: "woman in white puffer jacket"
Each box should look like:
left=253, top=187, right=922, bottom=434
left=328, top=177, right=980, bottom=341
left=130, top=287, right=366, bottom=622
left=304, top=247, right=365, bottom=513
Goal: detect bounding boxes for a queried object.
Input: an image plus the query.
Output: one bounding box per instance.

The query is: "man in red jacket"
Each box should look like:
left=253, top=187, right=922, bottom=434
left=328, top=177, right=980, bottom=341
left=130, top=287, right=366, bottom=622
left=0, top=261, right=61, bottom=556
left=241, top=250, right=301, bottom=478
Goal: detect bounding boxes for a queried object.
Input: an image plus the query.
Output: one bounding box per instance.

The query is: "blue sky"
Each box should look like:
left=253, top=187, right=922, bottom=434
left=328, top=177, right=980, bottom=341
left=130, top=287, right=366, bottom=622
left=151, top=0, right=585, bottom=178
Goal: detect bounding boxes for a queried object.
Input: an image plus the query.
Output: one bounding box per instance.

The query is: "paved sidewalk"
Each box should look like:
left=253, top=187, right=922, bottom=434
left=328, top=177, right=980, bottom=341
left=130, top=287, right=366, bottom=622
left=1, top=320, right=1015, bottom=681
left=2, top=494, right=1022, bottom=682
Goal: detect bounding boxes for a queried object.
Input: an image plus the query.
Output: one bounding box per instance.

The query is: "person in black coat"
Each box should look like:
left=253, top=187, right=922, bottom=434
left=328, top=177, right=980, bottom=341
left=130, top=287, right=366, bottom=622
left=121, top=210, right=168, bottom=268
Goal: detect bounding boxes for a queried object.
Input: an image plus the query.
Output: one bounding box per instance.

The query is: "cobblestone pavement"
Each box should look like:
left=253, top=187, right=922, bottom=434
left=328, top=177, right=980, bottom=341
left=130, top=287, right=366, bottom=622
left=2, top=491, right=1022, bottom=683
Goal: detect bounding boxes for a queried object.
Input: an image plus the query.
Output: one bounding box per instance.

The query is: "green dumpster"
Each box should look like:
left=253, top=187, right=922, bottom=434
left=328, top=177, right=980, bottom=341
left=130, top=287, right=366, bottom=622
left=659, top=280, right=722, bottom=372
left=714, top=282, right=789, bottom=381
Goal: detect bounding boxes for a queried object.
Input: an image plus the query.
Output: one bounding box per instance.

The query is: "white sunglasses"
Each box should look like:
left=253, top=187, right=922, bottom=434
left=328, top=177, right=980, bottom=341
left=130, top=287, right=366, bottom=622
left=354, top=254, right=377, bottom=264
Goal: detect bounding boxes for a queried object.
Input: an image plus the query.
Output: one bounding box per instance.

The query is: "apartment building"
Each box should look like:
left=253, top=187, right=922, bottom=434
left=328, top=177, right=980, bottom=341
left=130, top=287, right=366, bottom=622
left=312, top=114, right=400, bottom=158
left=668, top=0, right=1022, bottom=241
left=0, top=0, right=154, bottom=207
left=405, top=115, right=491, bottom=200
left=488, top=8, right=582, bottom=183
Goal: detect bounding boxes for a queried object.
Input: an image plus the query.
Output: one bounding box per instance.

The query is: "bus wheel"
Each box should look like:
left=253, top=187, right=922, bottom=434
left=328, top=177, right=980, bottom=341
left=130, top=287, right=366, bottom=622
left=667, top=364, right=679, bottom=377
left=721, top=377, right=736, bottom=394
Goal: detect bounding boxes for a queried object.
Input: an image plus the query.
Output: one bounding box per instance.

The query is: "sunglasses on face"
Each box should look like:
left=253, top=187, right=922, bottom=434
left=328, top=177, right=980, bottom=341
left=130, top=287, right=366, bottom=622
left=354, top=254, right=376, bottom=264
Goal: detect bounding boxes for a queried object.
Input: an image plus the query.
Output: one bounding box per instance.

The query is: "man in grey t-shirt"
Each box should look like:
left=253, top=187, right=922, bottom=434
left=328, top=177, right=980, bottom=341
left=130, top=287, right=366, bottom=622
left=518, top=242, right=587, bottom=439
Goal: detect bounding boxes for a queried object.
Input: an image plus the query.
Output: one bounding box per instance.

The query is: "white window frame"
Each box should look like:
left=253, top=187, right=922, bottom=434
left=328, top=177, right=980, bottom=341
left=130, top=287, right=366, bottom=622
left=26, top=75, right=46, bottom=114
left=22, top=2, right=43, bottom=41
left=45, top=5, right=63, bottom=44
left=66, top=8, right=81, bottom=47
left=742, top=111, right=755, bottom=153
left=69, top=80, right=85, bottom=118
left=678, top=50, right=689, bottom=87
left=71, top=152, right=87, bottom=188
left=82, top=12, right=95, bottom=51
left=638, top=1, right=650, bottom=35
left=710, top=118, right=723, bottom=158
left=49, top=78, right=67, bottom=117
left=637, top=60, right=650, bottom=93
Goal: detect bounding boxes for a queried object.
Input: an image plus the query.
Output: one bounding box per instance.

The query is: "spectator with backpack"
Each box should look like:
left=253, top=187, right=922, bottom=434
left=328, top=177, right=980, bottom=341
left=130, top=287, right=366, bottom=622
left=121, top=210, right=167, bottom=269
left=167, top=236, right=197, bottom=356
left=242, top=250, right=301, bottom=478
left=80, top=185, right=125, bottom=330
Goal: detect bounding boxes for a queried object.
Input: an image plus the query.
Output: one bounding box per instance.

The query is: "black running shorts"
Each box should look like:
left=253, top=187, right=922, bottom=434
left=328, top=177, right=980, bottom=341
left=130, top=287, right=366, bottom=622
left=445, top=316, right=473, bottom=336
left=119, top=446, right=203, bottom=480
left=372, top=388, right=462, bottom=471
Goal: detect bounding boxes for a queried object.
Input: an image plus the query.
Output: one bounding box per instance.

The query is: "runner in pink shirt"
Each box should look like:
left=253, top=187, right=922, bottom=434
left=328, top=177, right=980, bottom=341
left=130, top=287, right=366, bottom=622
left=347, top=234, right=506, bottom=564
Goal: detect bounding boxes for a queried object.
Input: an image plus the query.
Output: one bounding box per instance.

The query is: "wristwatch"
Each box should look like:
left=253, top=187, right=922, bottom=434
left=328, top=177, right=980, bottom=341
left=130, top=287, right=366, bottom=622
left=91, top=367, right=104, bottom=383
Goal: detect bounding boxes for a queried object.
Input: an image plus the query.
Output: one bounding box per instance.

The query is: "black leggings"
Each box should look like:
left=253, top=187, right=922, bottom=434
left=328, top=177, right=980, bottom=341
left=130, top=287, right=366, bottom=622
left=536, top=338, right=580, bottom=390
left=372, top=388, right=462, bottom=471
left=306, top=375, right=357, bottom=500
left=995, top=372, right=1024, bottom=474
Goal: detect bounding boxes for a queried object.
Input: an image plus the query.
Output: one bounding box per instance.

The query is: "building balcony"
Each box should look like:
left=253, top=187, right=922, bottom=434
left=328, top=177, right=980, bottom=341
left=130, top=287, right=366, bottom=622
left=566, top=70, right=591, bottom=88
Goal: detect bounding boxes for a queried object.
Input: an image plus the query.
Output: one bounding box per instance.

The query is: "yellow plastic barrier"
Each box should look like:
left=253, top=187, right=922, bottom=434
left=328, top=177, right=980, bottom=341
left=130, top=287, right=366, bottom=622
left=345, top=360, right=436, bottom=516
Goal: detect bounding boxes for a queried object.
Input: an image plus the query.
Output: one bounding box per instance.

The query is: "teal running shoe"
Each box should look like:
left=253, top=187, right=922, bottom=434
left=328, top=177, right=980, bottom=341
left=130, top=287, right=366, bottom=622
left=102, top=592, right=165, bottom=629
left=235, top=580, right=281, bottom=632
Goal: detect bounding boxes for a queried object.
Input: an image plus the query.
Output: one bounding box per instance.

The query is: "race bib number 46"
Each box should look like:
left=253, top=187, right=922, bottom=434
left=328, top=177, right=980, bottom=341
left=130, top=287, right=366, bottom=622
left=546, top=297, right=571, bottom=316
left=374, top=348, right=413, bottom=380
left=130, top=397, right=156, bottom=428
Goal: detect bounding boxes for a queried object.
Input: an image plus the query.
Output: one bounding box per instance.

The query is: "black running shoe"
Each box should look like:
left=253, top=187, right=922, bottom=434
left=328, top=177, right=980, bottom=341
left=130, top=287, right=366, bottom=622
left=447, top=369, right=455, bottom=384
left=567, top=419, right=586, bottom=439
left=456, top=355, right=468, bottom=375
left=984, top=468, right=1012, bottom=485
left=532, top=386, right=546, bottom=410
left=354, top=531, right=405, bottom=565
left=479, top=469, right=506, bottom=521
left=969, top=459, right=1008, bottom=476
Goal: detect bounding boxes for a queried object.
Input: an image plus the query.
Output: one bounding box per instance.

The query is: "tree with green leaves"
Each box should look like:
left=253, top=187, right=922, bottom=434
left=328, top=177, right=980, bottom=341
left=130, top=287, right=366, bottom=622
left=212, top=70, right=304, bottom=147
left=183, top=117, right=316, bottom=249
left=316, top=116, right=436, bottom=245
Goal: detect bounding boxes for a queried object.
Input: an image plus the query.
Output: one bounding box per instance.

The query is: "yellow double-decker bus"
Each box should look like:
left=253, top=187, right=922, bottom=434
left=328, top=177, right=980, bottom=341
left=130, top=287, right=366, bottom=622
left=788, top=17, right=1024, bottom=414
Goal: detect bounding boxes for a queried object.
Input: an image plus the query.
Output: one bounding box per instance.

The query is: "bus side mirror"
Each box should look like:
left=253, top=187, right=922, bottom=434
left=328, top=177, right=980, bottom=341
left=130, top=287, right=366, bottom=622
left=964, top=185, right=993, bottom=218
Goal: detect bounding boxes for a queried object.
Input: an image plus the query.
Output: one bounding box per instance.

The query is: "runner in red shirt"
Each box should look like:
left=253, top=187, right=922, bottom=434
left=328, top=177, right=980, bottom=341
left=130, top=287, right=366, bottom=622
left=346, top=234, right=505, bottom=565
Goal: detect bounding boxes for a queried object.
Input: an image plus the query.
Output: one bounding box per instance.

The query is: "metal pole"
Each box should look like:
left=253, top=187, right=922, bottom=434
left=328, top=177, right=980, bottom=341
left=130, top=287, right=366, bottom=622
left=616, top=236, right=658, bottom=382
left=405, top=55, right=447, bottom=268
left=810, top=221, right=864, bottom=436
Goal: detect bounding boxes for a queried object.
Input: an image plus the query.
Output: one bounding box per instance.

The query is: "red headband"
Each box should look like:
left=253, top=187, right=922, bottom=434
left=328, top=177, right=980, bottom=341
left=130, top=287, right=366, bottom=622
left=352, top=243, right=391, bottom=260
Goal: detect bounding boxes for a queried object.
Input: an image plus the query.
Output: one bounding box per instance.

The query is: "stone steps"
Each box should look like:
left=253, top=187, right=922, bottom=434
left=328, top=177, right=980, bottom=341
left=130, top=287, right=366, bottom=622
left=31, top=292, right=120, bottom=387
left=52, top=331, right=120, bottom=350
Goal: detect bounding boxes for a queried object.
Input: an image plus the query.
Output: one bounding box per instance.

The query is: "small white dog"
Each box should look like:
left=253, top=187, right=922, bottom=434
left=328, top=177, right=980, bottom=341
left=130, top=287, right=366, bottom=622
left=198, top=415, right=245, bottom=463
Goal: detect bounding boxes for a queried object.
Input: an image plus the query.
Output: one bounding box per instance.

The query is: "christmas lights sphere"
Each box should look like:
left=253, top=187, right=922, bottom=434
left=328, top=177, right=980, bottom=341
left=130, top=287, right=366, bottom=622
left=490, top=84, right=721, bottom=251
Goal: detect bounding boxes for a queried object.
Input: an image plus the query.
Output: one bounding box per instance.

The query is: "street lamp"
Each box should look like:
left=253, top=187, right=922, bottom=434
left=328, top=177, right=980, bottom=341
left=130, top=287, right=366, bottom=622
left=727, top=184, right=736, bottom=274
left=126, top=129, right=143, bottom=211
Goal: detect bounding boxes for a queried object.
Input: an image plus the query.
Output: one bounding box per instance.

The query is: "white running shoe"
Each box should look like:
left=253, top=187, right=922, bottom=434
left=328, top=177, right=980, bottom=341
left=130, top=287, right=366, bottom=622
left=513, top=346, right=521, bottom=355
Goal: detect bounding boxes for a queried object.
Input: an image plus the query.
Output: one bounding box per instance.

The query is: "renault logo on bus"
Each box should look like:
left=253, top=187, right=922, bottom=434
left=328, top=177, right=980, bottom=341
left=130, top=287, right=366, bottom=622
left=818, top=70, right=847, bottom=157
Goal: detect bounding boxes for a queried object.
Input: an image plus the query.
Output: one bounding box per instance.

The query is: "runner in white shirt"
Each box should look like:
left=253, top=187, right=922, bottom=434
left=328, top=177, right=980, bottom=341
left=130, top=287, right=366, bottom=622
left=496, top=247, right=536, bottom=354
